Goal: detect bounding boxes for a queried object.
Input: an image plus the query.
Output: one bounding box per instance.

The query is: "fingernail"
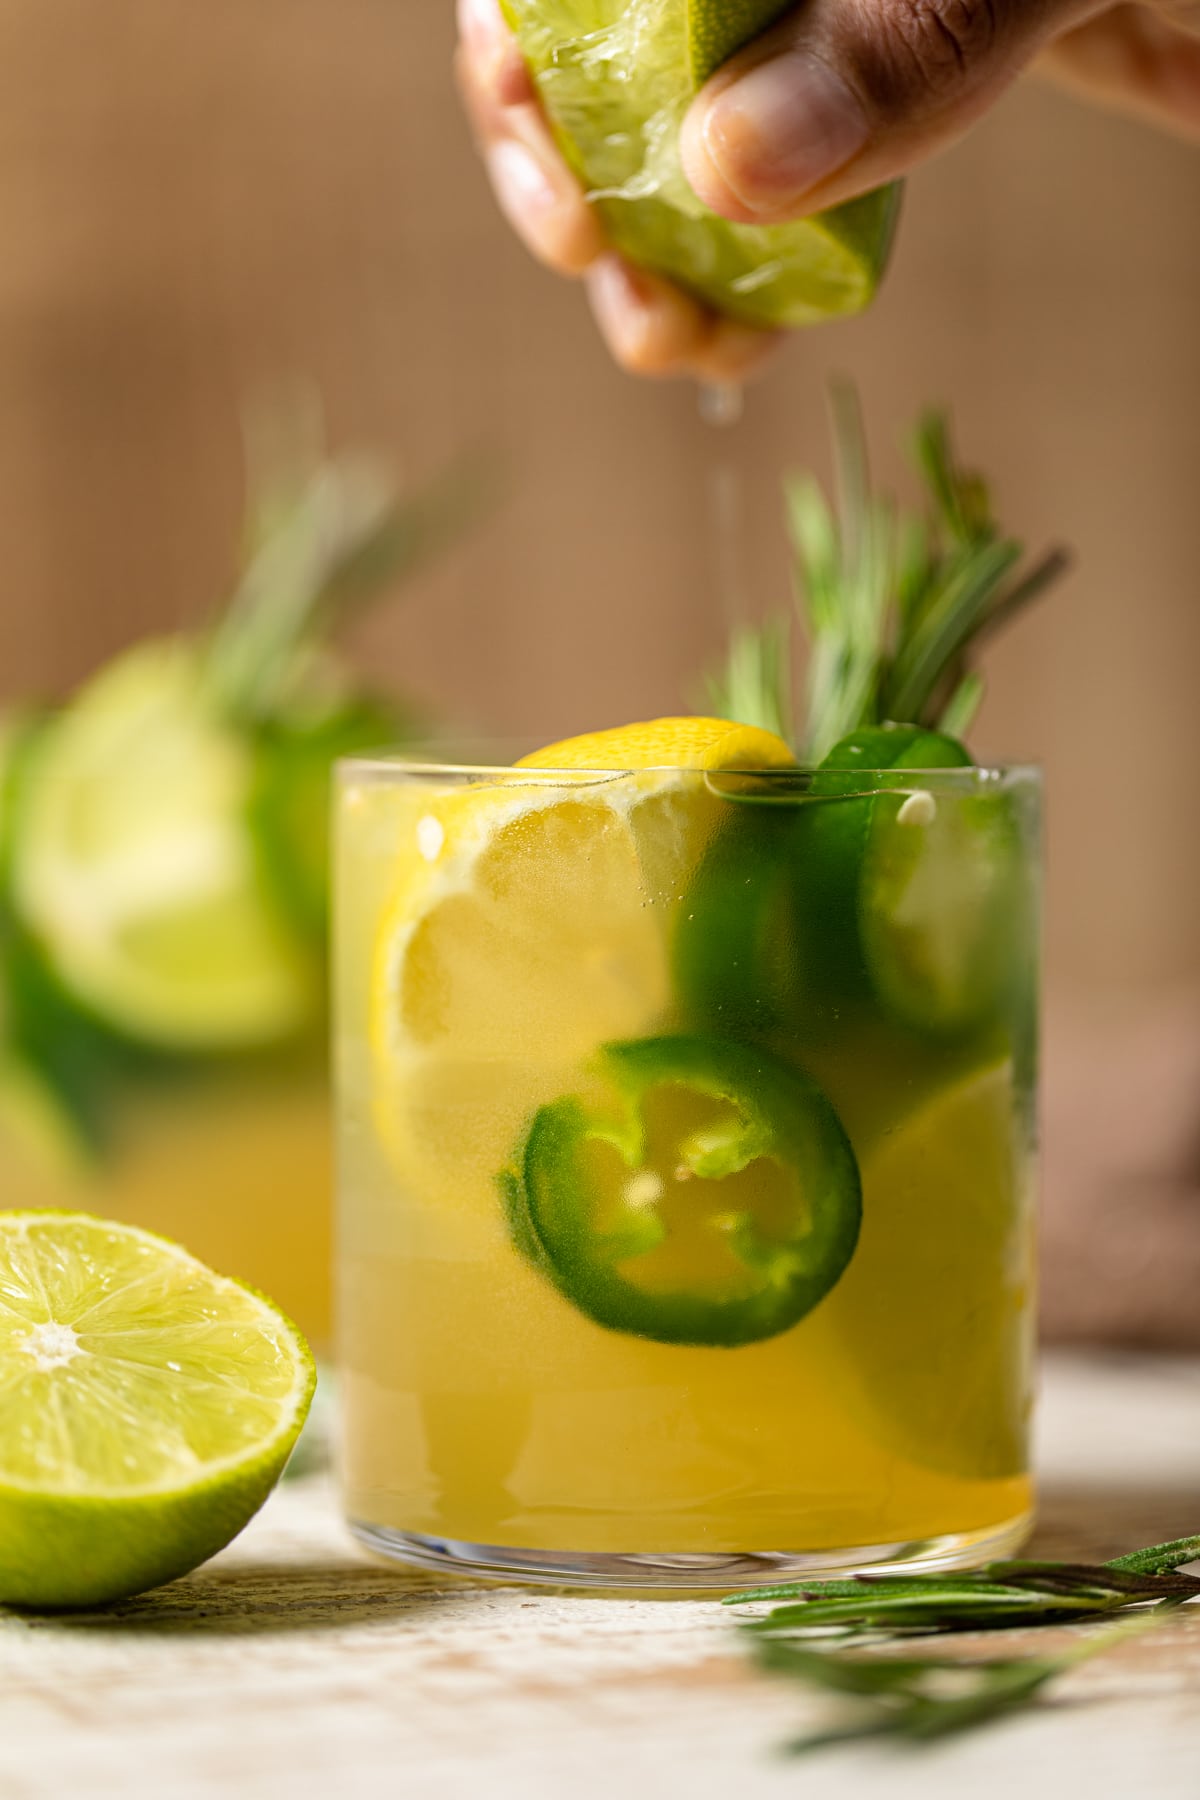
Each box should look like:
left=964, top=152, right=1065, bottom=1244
left=458, top=0, right=516, bottom=93
left=701, top=53, right=869, bottom=214
left=457, top=0, right=505, bottom=60
left=587, top=255, right=652, bottom=322
left=587, top=256, right=693, bottom=377
left=488, top=139, right=558, bottom=227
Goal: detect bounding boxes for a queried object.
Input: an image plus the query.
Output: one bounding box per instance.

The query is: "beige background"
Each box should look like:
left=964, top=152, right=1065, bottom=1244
left=0, top=0, right=1197, bottom=1009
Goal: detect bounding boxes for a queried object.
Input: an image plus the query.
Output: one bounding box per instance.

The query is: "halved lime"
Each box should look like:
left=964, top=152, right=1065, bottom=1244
left=500, top=0, right=900, bottom=328
left=827, top=1062, right=1034, bottom=1480
left=14, top=641, right=317, bottom=1052
left=0, top=1211, right=315, bottom=1609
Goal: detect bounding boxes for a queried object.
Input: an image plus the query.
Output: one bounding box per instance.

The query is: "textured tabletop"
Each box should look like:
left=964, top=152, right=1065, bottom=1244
left=3, top=1354, right=1199, bottom=1800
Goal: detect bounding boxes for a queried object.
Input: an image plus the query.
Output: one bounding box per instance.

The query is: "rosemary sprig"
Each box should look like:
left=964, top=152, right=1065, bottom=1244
left=727, top=1533, right=1200, bottom=1752
left=205, top=392, right=486, bottom=727
left=760, top=1616, right=1168, bottom=1752
left=710, top=618, right=794, bottom=747
left=706, top=384, right=1070, bottom=761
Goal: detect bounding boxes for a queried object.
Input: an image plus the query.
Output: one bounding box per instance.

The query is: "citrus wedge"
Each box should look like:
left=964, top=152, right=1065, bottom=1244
left=0, top=1212, right=314, bottom=1609
left=499, top=0, right=900, bottom=327
left=519, top=717, right=797, bottom=772
left=14, top=641, right=316, bottom=1052
left=365, top=719, right=795, bottom=1217
left=828, top=1062, right=1034, bottom=1480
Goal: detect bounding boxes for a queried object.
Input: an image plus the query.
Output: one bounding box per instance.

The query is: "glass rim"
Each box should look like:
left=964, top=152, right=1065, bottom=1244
left=337, top=753, right=1041, bottom=787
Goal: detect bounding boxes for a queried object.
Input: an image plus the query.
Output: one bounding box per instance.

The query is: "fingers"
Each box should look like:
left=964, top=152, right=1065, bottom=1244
left=456, top=0, right=781, bottom=380
left=456, top=0, right=603, bottom=276
left=456, top=0, right=534, bottom=111
left=1036, top=3, right=1200, bottom=139
left=679, top=0, right=1109, bottom=222
left=585, top=256, right=782, bottom=381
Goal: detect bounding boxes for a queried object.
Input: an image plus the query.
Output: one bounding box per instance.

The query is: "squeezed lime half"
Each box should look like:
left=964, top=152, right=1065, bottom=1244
left=500, top=0, right=900, bottom=327
left=0, top=1212, right=315, bottom=1609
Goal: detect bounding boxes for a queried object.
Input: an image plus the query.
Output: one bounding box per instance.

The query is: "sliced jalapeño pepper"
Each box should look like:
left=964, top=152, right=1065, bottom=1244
left=500, top=1034, right=861, bottom=1348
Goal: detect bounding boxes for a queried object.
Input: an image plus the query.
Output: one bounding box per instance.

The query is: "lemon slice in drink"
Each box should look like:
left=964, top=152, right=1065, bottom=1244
left=500, top=0, right=900, bottom=328
left=519, top=717, right=797, bottom=772
left=15, top=642, right=316, bottom=1052
left=366, top=719, right=794, bottom=1215
left=829, top=1061, right=1034, bottom=1480
left=0, top=1212, right=314, bottom=1609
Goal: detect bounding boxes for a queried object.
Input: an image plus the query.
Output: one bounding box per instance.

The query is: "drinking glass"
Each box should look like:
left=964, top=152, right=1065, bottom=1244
left=336, top=755, right=1041, bottom=1589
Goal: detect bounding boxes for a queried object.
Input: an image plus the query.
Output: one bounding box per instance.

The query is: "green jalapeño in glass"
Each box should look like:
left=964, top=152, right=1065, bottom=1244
left=337, top=719, right=1041, bottom=1589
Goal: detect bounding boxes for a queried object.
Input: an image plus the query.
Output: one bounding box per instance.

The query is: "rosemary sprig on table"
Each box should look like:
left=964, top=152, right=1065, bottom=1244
left=726, top=1534, right=1200, bottom=1751
left=706, top=384, right=1070, bottom=761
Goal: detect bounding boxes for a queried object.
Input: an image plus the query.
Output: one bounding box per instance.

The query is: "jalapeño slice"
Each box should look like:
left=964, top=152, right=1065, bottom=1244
left=501, top=1034, right=861, bottom=1348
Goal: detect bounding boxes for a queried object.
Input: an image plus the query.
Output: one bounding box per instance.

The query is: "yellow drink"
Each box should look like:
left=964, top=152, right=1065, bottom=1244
left=337, top=755, right=1040, bottom=1587
left=0, top=1056, right=333, bottom=1342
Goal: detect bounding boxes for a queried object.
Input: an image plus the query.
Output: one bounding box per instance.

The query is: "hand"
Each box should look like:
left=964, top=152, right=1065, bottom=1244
left=457, top=0, right=1200, bottom=378
left=455, top=0, right=783, bottom=380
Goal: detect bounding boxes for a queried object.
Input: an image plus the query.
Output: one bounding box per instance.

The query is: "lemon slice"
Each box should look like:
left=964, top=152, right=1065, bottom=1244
left=519, top=717, right=797, bottom=772
left=366, top=718, right=795, bottom=1217
left=0, top=1211, right=314, bottom=1609
left=828, top=1061, right=1034, bottom=1480
left=500, top=0, right=900, bottom=327
left=14, top=641, right=316, bottom=1052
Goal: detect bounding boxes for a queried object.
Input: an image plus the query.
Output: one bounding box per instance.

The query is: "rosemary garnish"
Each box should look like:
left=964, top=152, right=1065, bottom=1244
left=727, top=1533, right=1200, bottom=1751
left=706, top=384, right=1070, bottom=761
left=206, top=391, right=486, bottom=727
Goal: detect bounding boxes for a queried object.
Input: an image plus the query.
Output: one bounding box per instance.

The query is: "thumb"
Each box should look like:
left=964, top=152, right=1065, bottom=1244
left=681, top=0, right=1103, bottom=221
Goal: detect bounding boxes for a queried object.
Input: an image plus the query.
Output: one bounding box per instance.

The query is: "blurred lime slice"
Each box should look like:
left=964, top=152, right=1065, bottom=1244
left=0, top=1211, right=314, bottom=1608
left=831, top=1061, right=1033, bottom=1481
left=500, top=0, right=900, bottom=328
left=0, top=711, right=105, bottom=1167
left=14, top=642, right=315, bottom=1052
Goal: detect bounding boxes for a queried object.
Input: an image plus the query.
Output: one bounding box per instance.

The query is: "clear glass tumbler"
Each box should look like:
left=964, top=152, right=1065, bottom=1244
left=336, top=756, right=1041, bottom=1590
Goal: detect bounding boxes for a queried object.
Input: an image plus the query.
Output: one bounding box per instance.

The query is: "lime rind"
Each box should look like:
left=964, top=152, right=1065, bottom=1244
left=0, top=1211, right=315, bottom=1609
left=685, top=0, right=793, bottom=85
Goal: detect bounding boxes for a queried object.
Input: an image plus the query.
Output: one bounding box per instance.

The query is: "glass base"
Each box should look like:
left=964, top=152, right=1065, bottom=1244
left=350, top=1511, right=1033, bottom=1594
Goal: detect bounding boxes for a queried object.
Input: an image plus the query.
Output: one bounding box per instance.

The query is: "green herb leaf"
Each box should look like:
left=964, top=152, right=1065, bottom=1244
left=704, top=384, right=1070, bottom=760
left=1107, top=1534, right=1200, bottom=1576
left=205, top=393, right=490, bottom=726
left=728, top=1532, right=1199, bottom=1754
left=704, top=618, right=792, bottom=743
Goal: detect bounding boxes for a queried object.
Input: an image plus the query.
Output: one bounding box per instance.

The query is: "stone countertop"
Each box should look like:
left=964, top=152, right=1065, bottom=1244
left=2, top=1354, right=1198, bottom=1800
